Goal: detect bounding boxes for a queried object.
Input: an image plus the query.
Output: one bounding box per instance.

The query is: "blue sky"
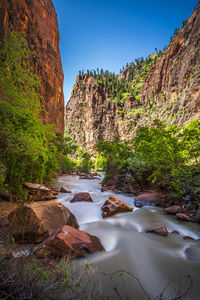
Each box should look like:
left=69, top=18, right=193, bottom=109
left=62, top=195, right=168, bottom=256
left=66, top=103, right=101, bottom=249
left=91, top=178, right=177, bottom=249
left=53, top=0, right=198, bottom=103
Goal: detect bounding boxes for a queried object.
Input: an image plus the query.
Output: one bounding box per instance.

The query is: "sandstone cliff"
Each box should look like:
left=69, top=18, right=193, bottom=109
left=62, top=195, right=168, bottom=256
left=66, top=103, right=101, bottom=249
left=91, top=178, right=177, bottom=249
left=66, top=75, right=135, bottom=151
left=66, top=4, right=200, bottom=151
left=0, top=0, right=64, bottom=134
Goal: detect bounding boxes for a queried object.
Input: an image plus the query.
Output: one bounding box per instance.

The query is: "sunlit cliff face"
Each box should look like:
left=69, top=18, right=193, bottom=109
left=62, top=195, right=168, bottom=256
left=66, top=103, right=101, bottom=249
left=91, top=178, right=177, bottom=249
left=0, top=0, right=64, bottom=134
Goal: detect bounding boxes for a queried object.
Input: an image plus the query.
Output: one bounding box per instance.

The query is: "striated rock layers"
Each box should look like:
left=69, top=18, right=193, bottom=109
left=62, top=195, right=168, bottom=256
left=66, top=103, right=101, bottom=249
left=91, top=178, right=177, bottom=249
left=0, top=0, right=64, bottom=134
left=66, top=5, right=200, bottom=151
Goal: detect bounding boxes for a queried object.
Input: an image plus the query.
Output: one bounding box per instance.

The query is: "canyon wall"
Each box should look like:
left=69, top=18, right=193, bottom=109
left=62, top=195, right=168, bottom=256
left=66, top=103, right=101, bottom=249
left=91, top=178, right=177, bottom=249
left=66, top=4, right=200, bottom=151
left=0, top=0, right=64, bottom=134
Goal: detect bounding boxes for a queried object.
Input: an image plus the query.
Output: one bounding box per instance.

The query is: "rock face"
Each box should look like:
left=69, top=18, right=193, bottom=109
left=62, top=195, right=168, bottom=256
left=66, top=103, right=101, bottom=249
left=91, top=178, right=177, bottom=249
left=0, top=0, right=64, bottom=134
left=66, top=75, right=135, bottom=152
left=66, top=5, right=200, bottom=151
left=34, top=225, right=104, bottom=259
left=140, top=6, right=200, bottom=124
left=101, top=194, right=133, bottom=218
left=8, top=200, right=79, bottom=244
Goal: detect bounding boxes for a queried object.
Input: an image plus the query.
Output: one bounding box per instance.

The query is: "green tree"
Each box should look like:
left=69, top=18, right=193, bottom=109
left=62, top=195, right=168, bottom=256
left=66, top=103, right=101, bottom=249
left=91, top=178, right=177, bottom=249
left=0, top=32, right=58, bottom=197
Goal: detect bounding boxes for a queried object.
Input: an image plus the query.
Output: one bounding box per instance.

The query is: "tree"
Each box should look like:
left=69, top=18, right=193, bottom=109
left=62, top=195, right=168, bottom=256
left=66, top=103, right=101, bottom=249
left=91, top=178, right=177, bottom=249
left=0, top=32, right=58, bottom=197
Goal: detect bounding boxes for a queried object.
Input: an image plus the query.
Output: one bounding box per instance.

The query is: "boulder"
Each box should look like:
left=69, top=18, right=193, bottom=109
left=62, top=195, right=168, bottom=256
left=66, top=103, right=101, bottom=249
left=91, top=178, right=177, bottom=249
left=34, top=225, right=104, bottom=259
left=24, top=182, right=56, bottom=201
left=164, top=205, right=181, bottom=215
left=70, top=192, right=93, bottom=203
left=146, top=225, right=168, bottom=236
left=176, top=213, right=192, bottom=222
left=134, top=193, right=160, bottom=207
left=60, top=187, right=71, bottom=193
left=8, top=200, right=79, bottom=244
left=101, top=194, right=133, bottom=218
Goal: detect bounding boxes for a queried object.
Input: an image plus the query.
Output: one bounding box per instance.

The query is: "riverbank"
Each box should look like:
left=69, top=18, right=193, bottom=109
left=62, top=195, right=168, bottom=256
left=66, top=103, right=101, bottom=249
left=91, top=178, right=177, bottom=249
left=1, top=174, right=200, bottom=299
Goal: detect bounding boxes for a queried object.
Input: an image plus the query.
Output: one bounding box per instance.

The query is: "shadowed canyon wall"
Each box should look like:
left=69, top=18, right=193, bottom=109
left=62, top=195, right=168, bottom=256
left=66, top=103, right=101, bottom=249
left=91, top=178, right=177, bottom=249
left=0, top=0, right=64, bottom=134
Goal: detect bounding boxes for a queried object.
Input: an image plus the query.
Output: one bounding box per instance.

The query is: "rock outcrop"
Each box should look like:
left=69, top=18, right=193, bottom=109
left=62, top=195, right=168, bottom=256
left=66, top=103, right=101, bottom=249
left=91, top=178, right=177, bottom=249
left=8, top=200, right=79, bottom=244
left=66, top=75, right=135, bottom=152
left=34, top=225, right=104, bottom=259
left=0, top=0, right=64, bottom=134
left=66, top=4, right=200, bottom=151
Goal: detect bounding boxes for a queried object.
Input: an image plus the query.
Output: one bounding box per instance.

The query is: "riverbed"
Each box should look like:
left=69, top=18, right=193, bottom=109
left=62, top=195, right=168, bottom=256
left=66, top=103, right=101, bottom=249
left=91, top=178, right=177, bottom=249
left=57, top=175, right=200, bottom=299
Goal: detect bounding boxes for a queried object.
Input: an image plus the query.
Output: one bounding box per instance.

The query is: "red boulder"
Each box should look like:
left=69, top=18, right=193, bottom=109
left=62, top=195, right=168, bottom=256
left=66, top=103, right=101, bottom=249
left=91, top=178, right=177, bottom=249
left=70, top=192, right=93, bottom=203
left=101, top=194, right=133, bottom=218
left=146, top=225, right=168, bottom=236
left=134, top=193, right=160, bottom=207
left=176, top=213, right=192, bottom=222
left=34, top=225, right=104, bottom=259
left=164, top=205, right=181, bottom=215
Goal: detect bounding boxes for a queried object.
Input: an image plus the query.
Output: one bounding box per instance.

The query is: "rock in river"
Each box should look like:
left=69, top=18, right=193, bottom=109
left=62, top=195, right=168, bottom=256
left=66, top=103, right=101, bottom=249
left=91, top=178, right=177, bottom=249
left=70, top=192, right=93, bottom=203
left=60, top=187, right=71, bottom=193
left=8, top=200, right=79, bottom=244
left=146, top=225, right=168, bottom=236
left=101, top=194, right=133, bottom=218
left=164, top=205, right=181, bottom=215
left=134, top=192, right=160, bottom=207
left=34, top=225, right=104, bottom=259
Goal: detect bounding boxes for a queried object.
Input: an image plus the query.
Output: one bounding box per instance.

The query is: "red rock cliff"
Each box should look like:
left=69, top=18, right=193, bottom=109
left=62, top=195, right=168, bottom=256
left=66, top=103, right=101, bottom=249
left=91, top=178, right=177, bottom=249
left=66, top=5, right=200, bottom=151
left=0, top=0, right=64, bottom=134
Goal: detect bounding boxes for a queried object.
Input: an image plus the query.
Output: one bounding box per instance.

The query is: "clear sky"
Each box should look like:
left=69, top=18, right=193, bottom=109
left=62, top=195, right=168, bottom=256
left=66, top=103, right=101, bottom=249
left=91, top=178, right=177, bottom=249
left=53, top=0, right=198, bottom=103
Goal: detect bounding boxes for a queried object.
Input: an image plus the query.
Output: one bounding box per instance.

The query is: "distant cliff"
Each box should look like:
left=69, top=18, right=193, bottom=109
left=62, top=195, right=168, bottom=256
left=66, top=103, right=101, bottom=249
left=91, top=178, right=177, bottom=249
left=66, top=4, right=200, bottom=151
left=0, top=0, right=64, bottom=134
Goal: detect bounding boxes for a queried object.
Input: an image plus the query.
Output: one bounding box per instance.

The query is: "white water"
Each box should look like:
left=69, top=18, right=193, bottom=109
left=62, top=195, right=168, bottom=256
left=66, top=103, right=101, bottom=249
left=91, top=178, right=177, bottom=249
left=57, top=175, right=200, bottom=299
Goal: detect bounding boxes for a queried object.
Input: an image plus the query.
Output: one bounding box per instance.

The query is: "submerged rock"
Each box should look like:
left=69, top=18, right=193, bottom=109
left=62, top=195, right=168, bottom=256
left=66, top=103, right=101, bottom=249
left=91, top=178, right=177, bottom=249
left=146, top=225, right=168, bottom=236
left=70, top=192, right=93, bottom=203
left=134, top=193, right=160, bottom=207
left=34, top=225, right=104, bottom=259
left=8, top=200, right=79, bottom=244
left=101, top=194, right=133, bottom=218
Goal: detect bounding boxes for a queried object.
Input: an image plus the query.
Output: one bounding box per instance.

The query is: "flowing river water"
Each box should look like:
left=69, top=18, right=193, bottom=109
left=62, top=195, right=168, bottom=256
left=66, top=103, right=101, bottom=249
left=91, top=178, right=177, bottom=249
left=57, top=175, right=200, bottom=300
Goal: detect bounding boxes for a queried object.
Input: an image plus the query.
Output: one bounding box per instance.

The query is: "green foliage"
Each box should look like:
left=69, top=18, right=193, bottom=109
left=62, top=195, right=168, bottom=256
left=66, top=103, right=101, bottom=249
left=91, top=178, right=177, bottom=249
left=96, top=119, right=200, bottom=197
left=0, top=32, right=93, bottom=198
left=0, top=32, right=59, bottom=197
left=94, top=152, right=107, bottom=171
left=78, top=53, right=161, bottom=111
left=76, top=147, right=94, bottom=173
left=97, top=138, right=133, bottom=175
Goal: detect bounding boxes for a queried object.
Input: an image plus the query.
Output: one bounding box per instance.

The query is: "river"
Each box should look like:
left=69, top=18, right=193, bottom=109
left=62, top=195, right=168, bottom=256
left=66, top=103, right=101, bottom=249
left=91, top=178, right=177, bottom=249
left=57, top=175, right=200, bottom=300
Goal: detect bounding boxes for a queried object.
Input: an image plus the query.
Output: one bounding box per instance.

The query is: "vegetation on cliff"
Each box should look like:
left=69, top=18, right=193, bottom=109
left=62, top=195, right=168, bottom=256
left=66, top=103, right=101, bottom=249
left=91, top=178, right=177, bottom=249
left=97, top=119, right=200, bottom=199
left=0, top=33, right=92, bottom=199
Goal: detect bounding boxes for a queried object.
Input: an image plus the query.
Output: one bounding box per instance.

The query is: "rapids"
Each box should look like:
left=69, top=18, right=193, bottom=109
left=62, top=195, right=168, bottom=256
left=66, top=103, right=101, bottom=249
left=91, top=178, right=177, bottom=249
left=57, top=175, right=200, bottom=299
